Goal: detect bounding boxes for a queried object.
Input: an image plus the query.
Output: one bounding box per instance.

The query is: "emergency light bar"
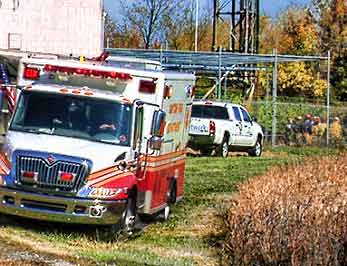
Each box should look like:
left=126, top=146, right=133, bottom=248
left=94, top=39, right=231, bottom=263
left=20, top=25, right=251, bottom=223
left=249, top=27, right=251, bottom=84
left=24, top=67, right=40, bottom=80
left=44, top=65, right=132, bottom=81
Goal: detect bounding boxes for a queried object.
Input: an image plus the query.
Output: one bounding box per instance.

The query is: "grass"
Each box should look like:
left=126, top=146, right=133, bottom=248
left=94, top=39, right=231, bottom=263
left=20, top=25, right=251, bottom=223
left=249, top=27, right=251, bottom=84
left=0, top=146, right=337, bottom=266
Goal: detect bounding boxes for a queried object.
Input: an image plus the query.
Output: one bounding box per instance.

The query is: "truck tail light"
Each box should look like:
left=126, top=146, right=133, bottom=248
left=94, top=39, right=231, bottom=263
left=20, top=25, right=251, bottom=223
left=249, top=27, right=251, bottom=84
left=139, top=80, right=156, bottom=94
left=60, top=172, right=74, bottom=182
left=24, top=67, right=40, bottom=80
left=209, top=121, right=216, bottom=135
left=43, top=65, right=132, bottom=81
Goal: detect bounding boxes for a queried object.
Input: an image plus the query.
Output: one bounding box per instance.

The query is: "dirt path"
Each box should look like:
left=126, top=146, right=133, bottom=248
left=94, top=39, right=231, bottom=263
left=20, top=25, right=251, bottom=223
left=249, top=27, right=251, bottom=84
left=0, top=240, right=76, bottom=266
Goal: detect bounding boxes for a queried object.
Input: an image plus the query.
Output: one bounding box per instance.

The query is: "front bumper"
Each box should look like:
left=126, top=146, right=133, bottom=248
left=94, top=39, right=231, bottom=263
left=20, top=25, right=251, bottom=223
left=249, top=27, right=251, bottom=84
left=0, top=187, right=127, bottom=225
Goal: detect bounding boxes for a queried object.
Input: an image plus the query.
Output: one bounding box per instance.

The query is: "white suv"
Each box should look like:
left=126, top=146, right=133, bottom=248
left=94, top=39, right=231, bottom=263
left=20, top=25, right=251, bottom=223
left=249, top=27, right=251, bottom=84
left=188, top=101, right=264, bottom=157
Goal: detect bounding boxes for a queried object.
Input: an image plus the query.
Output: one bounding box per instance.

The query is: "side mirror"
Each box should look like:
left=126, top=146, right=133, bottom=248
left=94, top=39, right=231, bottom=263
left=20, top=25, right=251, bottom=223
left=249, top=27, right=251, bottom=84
left=150, top=110, right=166, bottom=150
left=151, top=110, right=166, bottom=137
left=252, top=117, right=258, bottom=123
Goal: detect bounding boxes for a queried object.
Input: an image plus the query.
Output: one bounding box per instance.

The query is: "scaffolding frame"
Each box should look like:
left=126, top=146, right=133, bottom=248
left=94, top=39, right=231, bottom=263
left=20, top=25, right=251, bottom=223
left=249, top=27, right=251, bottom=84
left=106, top=48, right=330, bottom=147
left=212, top=0, right=260, bottom=53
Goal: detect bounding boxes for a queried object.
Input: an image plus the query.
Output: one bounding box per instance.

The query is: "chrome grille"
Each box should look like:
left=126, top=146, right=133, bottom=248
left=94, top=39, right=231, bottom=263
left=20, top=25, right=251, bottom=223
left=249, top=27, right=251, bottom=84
left=16, top=156, right=89, bottom=191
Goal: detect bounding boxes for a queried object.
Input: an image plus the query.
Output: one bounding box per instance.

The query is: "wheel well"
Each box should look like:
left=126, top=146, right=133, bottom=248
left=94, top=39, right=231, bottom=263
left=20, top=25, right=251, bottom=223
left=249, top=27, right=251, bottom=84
left=129, top=186, right=138, bottom=199
left=168, top=178, right=177, bottom=204
left=257, top=134, right=263, bottom=142
left=224, top=131, right=230, bottom=141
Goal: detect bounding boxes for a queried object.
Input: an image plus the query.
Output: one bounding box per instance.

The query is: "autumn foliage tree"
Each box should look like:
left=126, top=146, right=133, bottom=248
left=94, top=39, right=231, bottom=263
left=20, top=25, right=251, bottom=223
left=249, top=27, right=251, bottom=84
left=312, top=0, right=347, bottom=100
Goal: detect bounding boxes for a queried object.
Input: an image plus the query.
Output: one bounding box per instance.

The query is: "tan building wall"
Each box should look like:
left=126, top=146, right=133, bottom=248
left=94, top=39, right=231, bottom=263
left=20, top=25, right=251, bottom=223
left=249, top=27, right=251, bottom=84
left=0, top=0, right=104, bottom=57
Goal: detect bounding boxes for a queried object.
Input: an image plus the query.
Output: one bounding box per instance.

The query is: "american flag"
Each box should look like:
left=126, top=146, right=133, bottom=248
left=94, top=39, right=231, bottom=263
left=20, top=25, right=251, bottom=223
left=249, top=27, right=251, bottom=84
left=0, top=63, right=16, bottom=113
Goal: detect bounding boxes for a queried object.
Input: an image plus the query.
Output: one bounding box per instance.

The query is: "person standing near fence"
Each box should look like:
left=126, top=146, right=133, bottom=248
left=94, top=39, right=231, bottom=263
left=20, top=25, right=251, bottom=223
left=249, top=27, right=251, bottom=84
left=303, top=114, right=314, bottom=145
left=293, top=116, right=304, bottom=145
left=330, top=116, right=343, bottom=146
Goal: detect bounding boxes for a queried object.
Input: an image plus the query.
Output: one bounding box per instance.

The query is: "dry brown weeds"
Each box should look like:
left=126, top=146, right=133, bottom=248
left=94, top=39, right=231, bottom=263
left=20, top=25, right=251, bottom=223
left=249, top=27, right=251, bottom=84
left=223, top=154, right=347, bottom=266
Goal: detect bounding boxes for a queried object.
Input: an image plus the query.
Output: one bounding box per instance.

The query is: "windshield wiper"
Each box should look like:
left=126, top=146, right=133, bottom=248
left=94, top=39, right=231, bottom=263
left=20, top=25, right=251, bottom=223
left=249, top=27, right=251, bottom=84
left=11, top=127, right=52, bottom=135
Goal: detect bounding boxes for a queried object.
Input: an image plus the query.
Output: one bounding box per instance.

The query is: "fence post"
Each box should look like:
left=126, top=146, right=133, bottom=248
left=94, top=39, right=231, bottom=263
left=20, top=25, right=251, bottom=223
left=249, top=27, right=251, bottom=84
left=272, top=48, right=278, bottom=147
left=326, top=50, right=331, bottom=146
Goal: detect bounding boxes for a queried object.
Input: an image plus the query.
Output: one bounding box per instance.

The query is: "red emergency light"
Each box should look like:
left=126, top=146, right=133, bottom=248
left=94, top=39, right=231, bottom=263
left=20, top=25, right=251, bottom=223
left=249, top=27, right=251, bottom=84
left=24, top=67, right=40, bottom=80
left=22, top=171, right=36, bottom=179
left=60, top=172, right=74, bottom=182
left=44, top=64, right=132, bottom=81
left=139, top=80, right=156, bottom=94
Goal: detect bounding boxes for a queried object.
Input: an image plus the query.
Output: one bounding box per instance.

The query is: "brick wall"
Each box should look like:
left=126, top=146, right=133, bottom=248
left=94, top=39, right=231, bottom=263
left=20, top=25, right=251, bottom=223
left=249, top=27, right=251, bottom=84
left=0, top=0, right=104, bottom=57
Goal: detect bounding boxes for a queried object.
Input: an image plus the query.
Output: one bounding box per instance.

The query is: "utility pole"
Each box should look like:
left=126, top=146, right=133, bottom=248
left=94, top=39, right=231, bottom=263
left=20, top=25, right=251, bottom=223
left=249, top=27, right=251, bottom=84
left=195, top=0, right=199, bottom=52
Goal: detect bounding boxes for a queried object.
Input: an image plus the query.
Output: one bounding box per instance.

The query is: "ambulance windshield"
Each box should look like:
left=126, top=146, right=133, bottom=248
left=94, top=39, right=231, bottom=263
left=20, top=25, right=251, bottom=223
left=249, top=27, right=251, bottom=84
left=10, top=91, right=133, bottom=146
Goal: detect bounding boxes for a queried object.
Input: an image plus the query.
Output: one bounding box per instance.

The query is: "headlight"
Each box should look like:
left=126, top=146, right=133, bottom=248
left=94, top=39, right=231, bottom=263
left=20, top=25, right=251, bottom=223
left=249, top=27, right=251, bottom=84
left=2, top=140, right=13, bottom=164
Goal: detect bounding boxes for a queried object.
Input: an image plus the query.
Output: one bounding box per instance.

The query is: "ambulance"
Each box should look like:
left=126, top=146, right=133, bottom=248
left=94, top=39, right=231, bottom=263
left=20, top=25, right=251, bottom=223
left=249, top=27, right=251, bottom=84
left=0, top=54, right=195, bottom=235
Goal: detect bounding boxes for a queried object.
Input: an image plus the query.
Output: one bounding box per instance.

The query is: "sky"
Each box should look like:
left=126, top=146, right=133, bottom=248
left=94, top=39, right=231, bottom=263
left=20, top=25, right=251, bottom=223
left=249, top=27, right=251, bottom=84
left=104, top=0, right=311, bottom=19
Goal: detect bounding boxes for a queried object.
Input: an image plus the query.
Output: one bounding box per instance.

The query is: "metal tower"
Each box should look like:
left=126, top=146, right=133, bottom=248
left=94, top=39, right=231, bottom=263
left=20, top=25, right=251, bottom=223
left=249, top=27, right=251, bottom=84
left=212, top=0, right=260, bottom=53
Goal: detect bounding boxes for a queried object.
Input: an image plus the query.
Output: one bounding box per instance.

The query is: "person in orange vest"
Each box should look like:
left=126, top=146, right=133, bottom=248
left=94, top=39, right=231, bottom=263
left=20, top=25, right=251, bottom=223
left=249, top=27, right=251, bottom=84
left=330, top=116, right=343, bottom=146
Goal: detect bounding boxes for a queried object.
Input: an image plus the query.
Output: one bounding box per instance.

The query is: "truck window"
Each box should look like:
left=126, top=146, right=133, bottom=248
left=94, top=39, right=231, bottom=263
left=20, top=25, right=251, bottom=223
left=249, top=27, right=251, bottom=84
left=192, top=105, right=229, bottom=120
left=10, top=91, right=133, bottom=146
left=232, top=107, right=242, bottom=121
left=240, top=108, right=252, bottom=122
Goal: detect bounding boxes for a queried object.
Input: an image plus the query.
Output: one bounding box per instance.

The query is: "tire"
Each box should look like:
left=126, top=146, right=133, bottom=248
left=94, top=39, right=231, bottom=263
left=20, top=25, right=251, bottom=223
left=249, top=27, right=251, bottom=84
left=216, top=136, right=229, bottom=158
left=96, top=192, right=137, bottom=242
left=248, top=137, right=263, bottom=157
left=122, top=194, right=137, bottom=235
left=159, top=180, right=177, bottom=221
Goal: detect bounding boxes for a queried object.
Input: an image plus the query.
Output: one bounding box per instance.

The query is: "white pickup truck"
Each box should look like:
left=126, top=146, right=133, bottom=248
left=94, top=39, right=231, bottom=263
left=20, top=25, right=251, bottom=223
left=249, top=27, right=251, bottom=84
left=188, top=101, right=264, bottom=157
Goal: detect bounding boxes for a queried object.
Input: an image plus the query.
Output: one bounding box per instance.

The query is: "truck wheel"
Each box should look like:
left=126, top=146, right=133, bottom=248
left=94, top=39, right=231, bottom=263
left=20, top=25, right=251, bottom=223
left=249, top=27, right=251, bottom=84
left=217, top=137, right=229, bottom=158
left=96, top=192, right=137, bottom=242
left=121, top=193, right=137, bottom=235
left=248, top=137, right=262, bottom=157
left=160, top=180, right=177, bottom=221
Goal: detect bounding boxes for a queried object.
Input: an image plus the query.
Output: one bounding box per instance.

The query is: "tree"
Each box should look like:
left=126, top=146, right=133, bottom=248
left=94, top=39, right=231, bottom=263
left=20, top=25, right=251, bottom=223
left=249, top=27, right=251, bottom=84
left=104, top=13, right=117, bottom=48
left=259, top=7, right=319, bottom=55
left=120, top=0, right=182, bottom=49
left=277, top=62, right=326, bottom=98
left=312, top=0, right=347, bottom=100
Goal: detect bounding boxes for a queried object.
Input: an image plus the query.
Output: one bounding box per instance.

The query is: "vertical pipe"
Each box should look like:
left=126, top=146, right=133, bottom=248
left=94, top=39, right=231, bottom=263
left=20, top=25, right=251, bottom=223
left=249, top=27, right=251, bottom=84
left=231, top=0, right=236, bottom=52
left=224, top=72, right=228, bottom=99
left=195, top=0, right=199, bottom=52
left=218, top=48, right=222, bottom=99
left=212, top=0, right=218, bottom=51
left=326, top=50, right=331, bottom=146
left=272, top=49, right=278, bottom=147
left=265, top=70, right=270, bottom=137
left=239, top=0, right=244, bottom=52
left=255, top=0, right=260, bottom=53
left=245, top=0, right=249, bottom=53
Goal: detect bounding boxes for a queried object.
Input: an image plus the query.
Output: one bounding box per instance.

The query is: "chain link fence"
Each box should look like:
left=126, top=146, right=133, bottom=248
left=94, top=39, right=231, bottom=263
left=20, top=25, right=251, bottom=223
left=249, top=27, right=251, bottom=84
left=251, top=99, right=347, bottom=148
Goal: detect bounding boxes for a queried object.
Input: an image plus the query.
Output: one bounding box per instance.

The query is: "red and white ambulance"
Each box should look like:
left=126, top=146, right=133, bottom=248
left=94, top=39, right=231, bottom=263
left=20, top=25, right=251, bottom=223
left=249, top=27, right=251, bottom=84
left=0, top=55, right=195, bottom=235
